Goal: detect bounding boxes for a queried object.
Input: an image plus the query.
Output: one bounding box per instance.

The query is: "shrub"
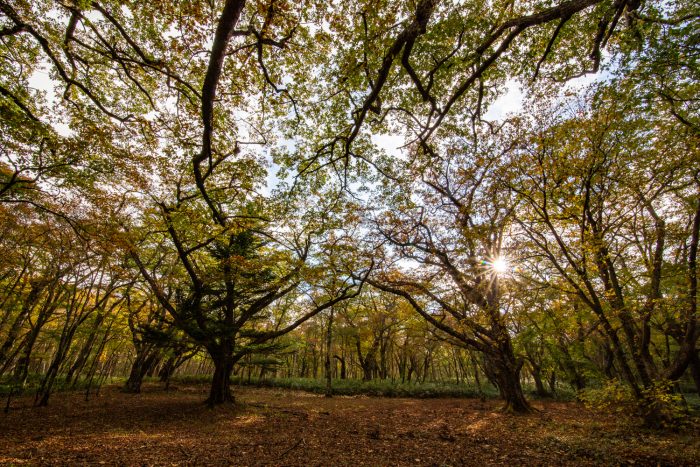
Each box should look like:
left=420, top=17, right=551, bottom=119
left=579, top=379, right=636, bottom=414
left=580, top=379, right=689, bottom=428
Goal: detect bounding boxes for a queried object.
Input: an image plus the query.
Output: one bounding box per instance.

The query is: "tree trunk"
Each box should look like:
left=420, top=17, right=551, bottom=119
left=160, top=351, right=195, bottom=391
left=146, top=355, right=162, bottom=377
left=13, top=296, right=61, bottom=385
left=398, top=355, right=406, bottom=383
left=35, top=322, right=79, bottom=407
left=421, top=352, right=430, bottom=383
left=530, top=363, right=550, bottom=397
left=471, top=353, right=483, bottom=396
left=12, top=323, right=42, bottom=385
left=311, top=348, right=318, bottom=379
left=35, top=342, right=68, bottom=407
left=159, top=356, right=175, bottom=382
left=484, top=351, right=532, bottom=413
left=333, top=355, right=346, bottom=379
left=299, top=353, right=307, bottom=378
left=690, top=351, right=700, bottom=395
left=362, top=354, right=376, bottom=382
left=379, top=331, right=389, bottom=379
left=66, top=310, right=107, bottom=384
left=0, top=280, right=45, bottom=371
left=325, top=309, right=334, bottom=397
left=208, top=354, right=235, bottom=405
left=123, top=347, right=158, bottom=393
left=557, top=343, right=586, bottom=391
left=548, top=371, right=557, bottom=395
left=83, top=323, right=113, bottom=398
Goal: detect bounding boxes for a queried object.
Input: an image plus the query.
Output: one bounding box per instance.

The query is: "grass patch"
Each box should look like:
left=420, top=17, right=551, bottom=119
left=0, top=374, right=125, bottom=397
left=173, top=374, right=499, bottom=398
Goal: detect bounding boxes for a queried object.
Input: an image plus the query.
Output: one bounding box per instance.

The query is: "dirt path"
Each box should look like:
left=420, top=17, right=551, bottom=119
left=1, top=384, right=698, bottom=466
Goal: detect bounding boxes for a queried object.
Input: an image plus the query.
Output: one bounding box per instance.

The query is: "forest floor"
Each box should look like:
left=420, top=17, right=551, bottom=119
left=1, top=383, right=699, bottom=466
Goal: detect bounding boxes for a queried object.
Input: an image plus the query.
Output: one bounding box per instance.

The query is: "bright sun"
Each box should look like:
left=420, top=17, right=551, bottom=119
left=492, top=257, right=509, bottom=274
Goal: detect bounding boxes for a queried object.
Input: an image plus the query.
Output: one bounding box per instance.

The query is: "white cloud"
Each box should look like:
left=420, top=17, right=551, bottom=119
left=484, top=81, right=524, bottom=120
left=371, top=133, right=405, bottom=159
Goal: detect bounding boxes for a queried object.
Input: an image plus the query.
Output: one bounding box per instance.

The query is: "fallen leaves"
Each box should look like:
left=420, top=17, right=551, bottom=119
left=0, top=383, right=698, bottom=466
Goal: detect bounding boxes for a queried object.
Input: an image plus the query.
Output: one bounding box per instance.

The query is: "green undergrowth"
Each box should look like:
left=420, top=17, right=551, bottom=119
left=173, top=374, right=498, bottom=398
left=4, top=372, right=692, bottom=407
left=0, top=374, right=124, bottom=397
left=172, top=374, right=585, bottom=400
left=684, top=393, right=700, bottom=411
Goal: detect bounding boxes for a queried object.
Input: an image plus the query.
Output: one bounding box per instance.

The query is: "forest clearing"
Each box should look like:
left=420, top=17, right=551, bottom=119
left=2, top=384, right=700, bottom=466
left=1, top=0, right=700, bottom=465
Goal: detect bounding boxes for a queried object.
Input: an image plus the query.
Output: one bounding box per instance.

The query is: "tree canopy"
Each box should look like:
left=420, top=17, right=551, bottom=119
left=0, top=0, right=698, bottom=429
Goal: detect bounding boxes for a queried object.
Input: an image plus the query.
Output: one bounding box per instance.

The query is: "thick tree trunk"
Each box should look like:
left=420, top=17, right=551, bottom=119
left=123, top=348, right=157, bottom=393
left=379, top=332, right=389, bottom=379
left=208, top=355, right=234, bottom=405
left=124, top=362, right=145, bottom=393
left=421, top=352, right=431, bottom=383
left=484, top=351, right=532, bottom=413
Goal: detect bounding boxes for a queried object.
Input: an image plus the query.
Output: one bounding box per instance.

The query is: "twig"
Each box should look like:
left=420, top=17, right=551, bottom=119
left=277, top=437, right=304, bottom=459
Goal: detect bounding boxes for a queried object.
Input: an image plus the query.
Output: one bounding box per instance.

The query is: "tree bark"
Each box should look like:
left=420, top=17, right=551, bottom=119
left=484, top=351, right=532, bottom=413
left=123, top=347, right=158, bottom=393
left=208, top=353, right=235, bottom=405
left=325, top=309, right=334, bottom=397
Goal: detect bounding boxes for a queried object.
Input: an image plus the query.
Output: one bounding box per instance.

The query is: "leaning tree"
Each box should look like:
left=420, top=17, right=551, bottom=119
left=365, top=123, right=534, bottom=412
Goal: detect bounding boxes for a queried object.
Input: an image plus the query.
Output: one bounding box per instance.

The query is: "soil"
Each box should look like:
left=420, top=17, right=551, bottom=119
left=1, top=384, right=699, bottom=466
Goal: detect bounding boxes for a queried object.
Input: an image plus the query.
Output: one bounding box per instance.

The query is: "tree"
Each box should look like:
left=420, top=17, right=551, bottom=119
left=1, top=0, right=697, bottom=423
left=507, top=84, right=698, bottom=425
left=365, top=123, right=533, bottom=412
left=127, top=193, right=369, bottom=404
